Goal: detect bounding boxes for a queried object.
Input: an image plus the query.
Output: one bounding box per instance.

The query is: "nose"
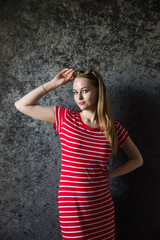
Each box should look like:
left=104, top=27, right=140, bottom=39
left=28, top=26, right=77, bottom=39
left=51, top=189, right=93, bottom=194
left=78, top=92, right=83, bottom=100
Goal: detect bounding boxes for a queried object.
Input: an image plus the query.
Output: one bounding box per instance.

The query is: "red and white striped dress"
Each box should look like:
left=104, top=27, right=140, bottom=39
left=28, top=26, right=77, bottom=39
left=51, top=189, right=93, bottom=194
left=53, top=106, right=129, bottom=240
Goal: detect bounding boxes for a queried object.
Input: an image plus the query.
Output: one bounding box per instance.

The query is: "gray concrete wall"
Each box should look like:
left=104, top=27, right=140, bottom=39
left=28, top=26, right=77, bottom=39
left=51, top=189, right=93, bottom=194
left=0, top=0, right=160, bottom=239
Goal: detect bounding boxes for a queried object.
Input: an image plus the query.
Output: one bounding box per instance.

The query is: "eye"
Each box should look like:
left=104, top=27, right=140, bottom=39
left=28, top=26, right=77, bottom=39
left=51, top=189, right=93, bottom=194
left=83, top=90, right=88, bottom=93
left=73, top=90, right=88, bottom=94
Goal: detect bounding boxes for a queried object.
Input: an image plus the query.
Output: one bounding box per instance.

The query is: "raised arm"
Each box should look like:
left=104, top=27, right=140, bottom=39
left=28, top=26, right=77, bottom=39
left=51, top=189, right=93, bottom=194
left=14, top=68, right=75, bottom=122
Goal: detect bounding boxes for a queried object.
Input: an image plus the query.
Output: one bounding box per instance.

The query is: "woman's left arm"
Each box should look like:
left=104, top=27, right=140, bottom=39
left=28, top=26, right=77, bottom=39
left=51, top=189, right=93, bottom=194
left=108, top=136, right=143, bottom=179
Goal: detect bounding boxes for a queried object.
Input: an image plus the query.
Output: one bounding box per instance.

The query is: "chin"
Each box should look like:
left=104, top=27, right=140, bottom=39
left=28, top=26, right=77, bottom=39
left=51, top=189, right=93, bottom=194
left=80, top=105, right=91, bottom=110
left=78, top=105, right=86, bottom=109
left=78, top=105, right=85, bottom=108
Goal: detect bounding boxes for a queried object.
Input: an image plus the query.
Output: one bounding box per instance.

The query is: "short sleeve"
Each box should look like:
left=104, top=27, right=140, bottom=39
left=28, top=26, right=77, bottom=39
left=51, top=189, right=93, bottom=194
left=114, top=119, right=130, bottom=148
left=53, top=106, right=69, bottom=133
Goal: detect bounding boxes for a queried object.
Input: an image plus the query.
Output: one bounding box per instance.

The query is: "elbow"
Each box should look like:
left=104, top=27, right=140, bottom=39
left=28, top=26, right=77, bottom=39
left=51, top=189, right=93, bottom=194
left=139, top=156, right=144, bottom=167
left=14, top=101, right=20, bottom=110
left=14, top=101, right=23, bottom=112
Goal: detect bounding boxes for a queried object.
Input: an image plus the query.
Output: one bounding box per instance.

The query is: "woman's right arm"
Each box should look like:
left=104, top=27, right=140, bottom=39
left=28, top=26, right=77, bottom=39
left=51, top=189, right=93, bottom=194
left=14, top=68, right=75, bottom=123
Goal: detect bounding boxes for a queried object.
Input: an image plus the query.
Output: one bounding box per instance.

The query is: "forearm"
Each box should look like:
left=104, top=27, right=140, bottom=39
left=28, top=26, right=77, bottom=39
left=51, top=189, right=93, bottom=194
left=15, top=80, right=56, bottom=108
left=108, top=158, right=143, bottom=179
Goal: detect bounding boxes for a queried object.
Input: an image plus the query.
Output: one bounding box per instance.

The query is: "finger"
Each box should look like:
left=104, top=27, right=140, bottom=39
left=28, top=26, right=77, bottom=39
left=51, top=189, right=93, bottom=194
left=65, top=76, right=74, bottom=83
left=60, top=68, right=69, bottom=74
left=65, top=69, right=75, bottom=76
left=69, top=70, right=75, bottom=78
left=61, top=68, right=74, bottom=74
left=63, top=71, right=74, bottom=81
left=65, top=71, right=75, bottom=80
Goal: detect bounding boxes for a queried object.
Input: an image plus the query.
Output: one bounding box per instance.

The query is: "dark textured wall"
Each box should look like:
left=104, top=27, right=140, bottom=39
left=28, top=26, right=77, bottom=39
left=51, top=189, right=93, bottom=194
left=1, top=0, right=160, bottom=239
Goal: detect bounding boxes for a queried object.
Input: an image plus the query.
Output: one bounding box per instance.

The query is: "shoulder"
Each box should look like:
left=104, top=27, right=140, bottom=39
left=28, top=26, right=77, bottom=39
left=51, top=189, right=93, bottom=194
left=113, top=117, right=129, bottom=136
left=113, top=118, right=129, bottom=134
left=113, top=118, right=121, bottom=129
left=113, top=118, right=127, bottom=127
left=113, top=118, right=129, bottom=147
left=54, top=105, right=77, bottom=117
left=54, top=105, right=72, bottom=112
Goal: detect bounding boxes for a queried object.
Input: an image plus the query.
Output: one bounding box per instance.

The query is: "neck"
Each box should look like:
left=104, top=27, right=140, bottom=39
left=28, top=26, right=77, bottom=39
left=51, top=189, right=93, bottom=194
left=81, top=110, right=98, bottom=123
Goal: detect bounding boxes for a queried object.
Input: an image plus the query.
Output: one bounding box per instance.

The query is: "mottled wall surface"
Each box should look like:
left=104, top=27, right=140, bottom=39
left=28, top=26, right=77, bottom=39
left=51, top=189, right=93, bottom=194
left=0, top=0, right=160, bottom=239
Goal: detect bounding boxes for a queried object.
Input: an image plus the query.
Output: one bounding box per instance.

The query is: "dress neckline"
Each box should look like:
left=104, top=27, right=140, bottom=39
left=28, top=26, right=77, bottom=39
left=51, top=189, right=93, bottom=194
left=78, top=112, right=101, bottom=131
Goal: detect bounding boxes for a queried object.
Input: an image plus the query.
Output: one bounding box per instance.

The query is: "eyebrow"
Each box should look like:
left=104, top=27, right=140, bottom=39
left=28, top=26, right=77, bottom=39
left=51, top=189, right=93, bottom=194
left=72, top=87, right=88, bottom=91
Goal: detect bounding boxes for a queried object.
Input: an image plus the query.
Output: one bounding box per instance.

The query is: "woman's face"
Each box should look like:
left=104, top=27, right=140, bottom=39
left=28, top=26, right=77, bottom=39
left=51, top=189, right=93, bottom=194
left=73, top=77, right=98, bottom=111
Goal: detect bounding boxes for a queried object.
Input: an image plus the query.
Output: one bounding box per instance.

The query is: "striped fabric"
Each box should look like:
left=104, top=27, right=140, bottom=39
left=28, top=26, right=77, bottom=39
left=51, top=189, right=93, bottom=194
left=53, top=106, right=129, bottom=240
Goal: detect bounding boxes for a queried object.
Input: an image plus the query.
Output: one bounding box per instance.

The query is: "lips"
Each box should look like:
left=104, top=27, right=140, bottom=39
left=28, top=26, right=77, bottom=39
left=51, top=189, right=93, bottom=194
left=78, top=102, right=85, bottom=105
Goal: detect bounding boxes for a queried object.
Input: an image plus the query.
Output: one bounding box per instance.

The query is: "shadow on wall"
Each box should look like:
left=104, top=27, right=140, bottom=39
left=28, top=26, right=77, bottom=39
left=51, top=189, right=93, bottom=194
left=110, top=89, right=160, bottom=240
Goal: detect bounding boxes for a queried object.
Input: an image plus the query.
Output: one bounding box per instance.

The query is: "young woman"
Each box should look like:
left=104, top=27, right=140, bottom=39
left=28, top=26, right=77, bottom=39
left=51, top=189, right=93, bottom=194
left=15, top=68, right=143, bottom=240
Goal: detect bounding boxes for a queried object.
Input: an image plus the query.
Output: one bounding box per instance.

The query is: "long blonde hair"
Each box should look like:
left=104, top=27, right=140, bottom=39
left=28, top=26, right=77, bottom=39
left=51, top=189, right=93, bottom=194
left=73, top=69, right=117, bottom=154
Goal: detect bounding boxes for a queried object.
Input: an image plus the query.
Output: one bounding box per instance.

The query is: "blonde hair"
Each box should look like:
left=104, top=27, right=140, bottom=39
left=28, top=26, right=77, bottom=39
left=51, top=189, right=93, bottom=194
left=73, top=69, right=117, bottom=154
